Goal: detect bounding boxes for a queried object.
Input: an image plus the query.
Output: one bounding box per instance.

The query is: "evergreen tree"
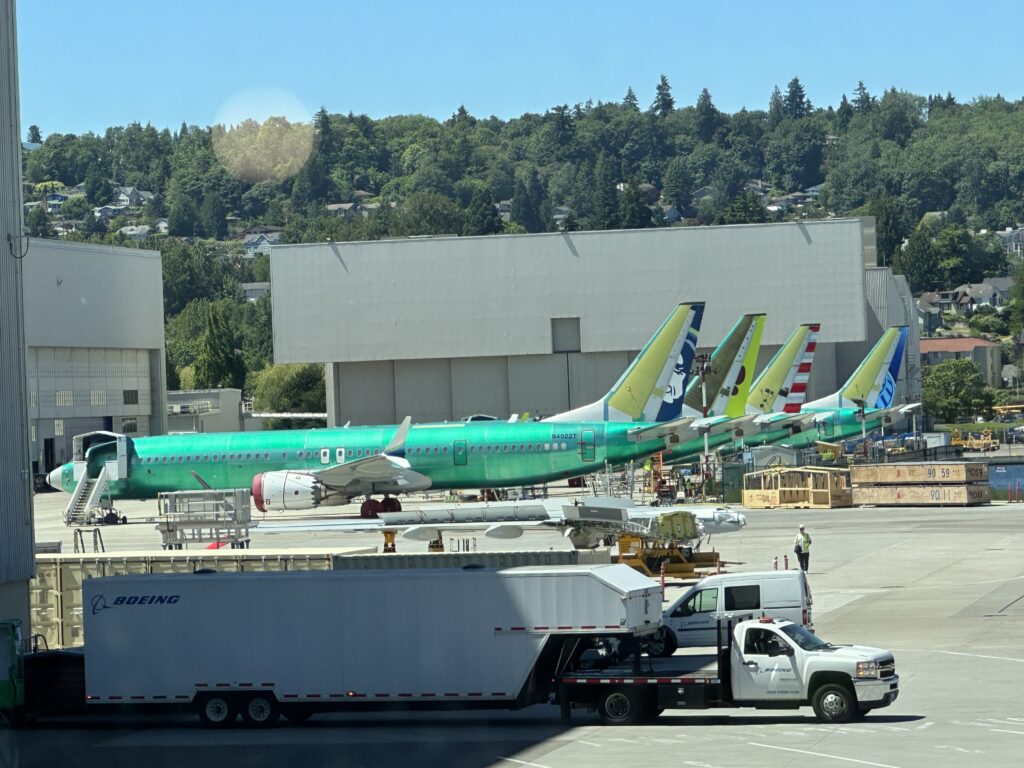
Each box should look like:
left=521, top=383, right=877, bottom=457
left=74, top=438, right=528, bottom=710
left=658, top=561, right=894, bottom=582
left=26, top=125, right=41, bottom=144
left=894, top=223, right=938, bottom=292
left=84, top=164, right=112, bottom=206
left=559, top=211, right=582, bottom=232
left=836, top=94, right=854, bottom=133
left=590, top=151, right=619, bottom=230
left=783, top=77, right=809, bottom=119
left=199, top=192, right=227, bottom=239
left=194, top=305, right=245, bottom=390
left=623, top=86, right=639, bottom=111
left=511, top=168, right=547, bottom=233
left=853, top=81, right=874, bottom=113
left=695, top=88, right=718, bottom=143
left=870, top=192, right=905, bottom=267
left=720, top=190, right=768, bottom=224
left=168, top=194, right=200, bottom=237
left=767, top=86, right=784, bottom=129
left=26, top=205, right=52, bottom=237
left=661, top=156, right=693, bottom=210
left=463, top=186, right=503, bottom=235
left=618, top=182, right=654, bottom=229
left=650, top=74, right=675, bottom=117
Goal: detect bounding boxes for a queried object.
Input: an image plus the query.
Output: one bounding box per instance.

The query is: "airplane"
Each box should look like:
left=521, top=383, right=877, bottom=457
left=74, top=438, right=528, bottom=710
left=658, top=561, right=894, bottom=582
left=49, top=302, right=726, bottom=517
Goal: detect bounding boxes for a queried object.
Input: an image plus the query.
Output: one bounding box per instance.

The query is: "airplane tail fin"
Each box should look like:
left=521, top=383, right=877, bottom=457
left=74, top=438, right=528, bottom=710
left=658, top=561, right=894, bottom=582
left=804, top=326, right=909, bottom=411
left=748, top=323, right=820, bottom=414
left=684, top=313, right=766, bottom=419
left=544, top=302, right=704, bottom=423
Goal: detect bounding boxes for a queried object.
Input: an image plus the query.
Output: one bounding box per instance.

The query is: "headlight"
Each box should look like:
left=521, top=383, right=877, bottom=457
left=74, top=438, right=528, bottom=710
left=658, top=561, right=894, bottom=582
left=856, top=661, right=879, bottom=678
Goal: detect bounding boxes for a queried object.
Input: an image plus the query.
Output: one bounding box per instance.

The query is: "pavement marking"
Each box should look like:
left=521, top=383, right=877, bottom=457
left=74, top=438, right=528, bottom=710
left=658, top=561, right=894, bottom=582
left=606, top=737, right=638, bottom=744
left=749, top=742, right=904, bottom=768
left=990, top=729, right=1024, bottom=736
left=497, top=758, right=554, bottom=768
left=916, top=722, right=934, bottom=730
left=893, top=649, right=1024, bottom=663
left=577, top=740, right=601, bottom=748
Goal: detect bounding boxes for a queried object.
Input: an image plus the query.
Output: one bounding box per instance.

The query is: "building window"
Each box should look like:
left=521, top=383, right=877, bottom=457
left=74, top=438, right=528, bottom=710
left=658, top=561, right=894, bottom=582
left=551, top=317, right=581, bottom=353
left=54, top=419, right=64, bottom=436
left=121, top=417, right=138, bottom=433
left=91, top=390, right=107, bottom=406
left=30, top=425, right=36, bottom=443
left=123, top=390, right=139, bottom=405
left=56, top=390, right=73, bottom=407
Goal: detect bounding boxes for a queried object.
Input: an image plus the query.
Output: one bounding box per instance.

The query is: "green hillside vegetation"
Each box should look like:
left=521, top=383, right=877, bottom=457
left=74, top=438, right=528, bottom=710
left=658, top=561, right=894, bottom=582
left=21, top=78, right=1024, bottom=408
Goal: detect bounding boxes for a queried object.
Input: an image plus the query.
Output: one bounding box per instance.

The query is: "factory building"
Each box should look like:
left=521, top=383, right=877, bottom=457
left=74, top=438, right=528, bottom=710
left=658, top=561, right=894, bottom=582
left=24, top=239, right=167, bottom=475
left=270, top=218, right=919, bottom=427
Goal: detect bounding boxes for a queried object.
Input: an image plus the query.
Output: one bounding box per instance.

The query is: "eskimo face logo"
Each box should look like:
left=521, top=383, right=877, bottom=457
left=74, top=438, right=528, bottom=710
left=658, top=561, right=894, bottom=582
left=875, top=372, right=896, bottom=409
left=91, top=594, right=180, bottom=614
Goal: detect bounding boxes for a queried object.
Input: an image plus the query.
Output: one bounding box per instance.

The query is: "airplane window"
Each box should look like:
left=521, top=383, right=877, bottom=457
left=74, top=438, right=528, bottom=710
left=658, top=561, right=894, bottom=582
left=560, top=442, right=568, bottom=450
left=212, top=455, right=218, bottom=462
left=194, top=455, right=200, bottom=462
left=221, top=454, right=227, bottom=461
left=246, top=453, right=252, bottom=460
left=503, top=445, right=510, bottom=453
left=281, top=452, right=286, bottom=459
left=348, top=449, right=354, bottom=457
left=374, top=449, right=379, bottom=455
left=544, top=443, right=550, bottom=451
left=203, top=455, right=209, bottom=462
left=518, top=444, right=525, bottom=451
left=443, top=446, right=448, bottom=453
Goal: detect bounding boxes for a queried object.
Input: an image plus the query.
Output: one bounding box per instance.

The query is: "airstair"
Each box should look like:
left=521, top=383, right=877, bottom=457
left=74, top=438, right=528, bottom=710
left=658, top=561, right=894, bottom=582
left=63, top=465, right=110, bottom=526
left=61, top=431, right=132, bottom=526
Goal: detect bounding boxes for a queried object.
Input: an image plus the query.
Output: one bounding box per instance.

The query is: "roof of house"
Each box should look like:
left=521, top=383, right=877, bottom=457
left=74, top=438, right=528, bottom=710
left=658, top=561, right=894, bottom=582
left=920, top=338, right=1001, bottom=353
left=985, top=276, right=1014, bottom=292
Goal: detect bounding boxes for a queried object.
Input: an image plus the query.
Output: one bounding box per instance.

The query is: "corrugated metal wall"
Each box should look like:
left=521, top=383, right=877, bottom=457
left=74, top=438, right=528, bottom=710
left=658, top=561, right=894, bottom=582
left=0, top=0, right=36, bottom=583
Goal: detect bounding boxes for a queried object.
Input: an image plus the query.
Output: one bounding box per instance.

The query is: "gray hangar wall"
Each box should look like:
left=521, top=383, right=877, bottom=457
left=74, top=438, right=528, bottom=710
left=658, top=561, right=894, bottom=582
left=271, top=219, right=912, bottom=426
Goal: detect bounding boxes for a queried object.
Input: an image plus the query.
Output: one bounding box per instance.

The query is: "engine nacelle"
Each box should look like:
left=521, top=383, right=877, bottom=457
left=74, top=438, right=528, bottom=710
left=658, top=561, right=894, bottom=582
left=252, top=471, right=349, bottom=512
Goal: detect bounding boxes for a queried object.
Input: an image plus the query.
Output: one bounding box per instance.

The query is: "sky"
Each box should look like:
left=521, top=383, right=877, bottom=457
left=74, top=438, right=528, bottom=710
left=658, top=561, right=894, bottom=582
left=15, top=0, right=1024, bottom=136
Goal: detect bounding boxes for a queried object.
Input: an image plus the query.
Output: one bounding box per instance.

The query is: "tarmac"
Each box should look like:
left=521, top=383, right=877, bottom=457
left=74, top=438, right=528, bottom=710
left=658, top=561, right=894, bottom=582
left=7, top=489, right=1024, bottom=768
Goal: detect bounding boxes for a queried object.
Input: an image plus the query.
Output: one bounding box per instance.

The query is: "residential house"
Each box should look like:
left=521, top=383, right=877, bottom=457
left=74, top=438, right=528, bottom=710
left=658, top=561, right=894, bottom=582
left=241, top=282, right=271, bottom=302
left=118, top=224, right=152, bottom=241
left=352, top=190, right=374, bottom=200
left=920, top=337, right=1003, bottom=387
left=916, top=294, right=942, bottom=337
left=551, top=205, right=573, bottom=228
left=44, top=192, right=68, bottom=214
left=243, top=231, right=281, bottom=257
left=983, top=276, right=1014, bottom=304
left=691, top=186, right=714, bottom=202
left=325, top=202, right=359, bottom=217
left=113, top=186, right=154, bottom=207
left=662, top=205, right=684, bottom=224
left=92, top=204, right=129, bottom=221
left=154, top=218, right=169, bottom=234
left=951, top=282, right=1002, bottom=311
left=995, top=227, right=1024, bottom=259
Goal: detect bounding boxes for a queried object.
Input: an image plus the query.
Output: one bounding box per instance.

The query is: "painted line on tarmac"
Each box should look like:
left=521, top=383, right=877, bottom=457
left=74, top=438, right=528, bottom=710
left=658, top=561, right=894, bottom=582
left=990, top=729, right=1024, bottom=736
left=917, top=722, right=934, bottom=730
left=749, top=742, right=903, bottom=768
left=892, top=649, right=1024, bottom=663
left=577, top=740, right=601, bottom=748
left=497, top=757, right=554, bottom=768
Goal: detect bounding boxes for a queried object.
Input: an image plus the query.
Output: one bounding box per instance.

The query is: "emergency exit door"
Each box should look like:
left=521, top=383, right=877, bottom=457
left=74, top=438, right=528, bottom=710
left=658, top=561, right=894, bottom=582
left=453, top=440, right=467, bottom=466
left=579, top=430, right=596, bottom=462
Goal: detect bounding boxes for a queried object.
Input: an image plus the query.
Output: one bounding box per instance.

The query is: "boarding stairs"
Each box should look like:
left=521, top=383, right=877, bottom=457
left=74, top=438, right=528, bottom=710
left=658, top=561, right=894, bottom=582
left=63, top=465, right=110, bottom=526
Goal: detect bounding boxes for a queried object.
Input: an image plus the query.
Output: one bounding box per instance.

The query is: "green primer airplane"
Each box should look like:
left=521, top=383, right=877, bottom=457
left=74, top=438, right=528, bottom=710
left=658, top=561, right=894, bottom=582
left=53, top=302, right=757, bottom=516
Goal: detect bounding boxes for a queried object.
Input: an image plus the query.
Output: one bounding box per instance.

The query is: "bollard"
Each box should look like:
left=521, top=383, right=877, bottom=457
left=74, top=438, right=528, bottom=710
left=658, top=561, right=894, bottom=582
left=784, top=554, right=790, bottom=570
left=773, top=555, right=778, bottom=571
left=660, top=561, right=666, bottom=602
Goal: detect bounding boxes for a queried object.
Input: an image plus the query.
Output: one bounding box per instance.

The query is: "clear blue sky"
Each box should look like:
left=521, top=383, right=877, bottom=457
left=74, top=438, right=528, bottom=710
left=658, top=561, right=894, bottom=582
left=16, top=0, right=1024, bottom=136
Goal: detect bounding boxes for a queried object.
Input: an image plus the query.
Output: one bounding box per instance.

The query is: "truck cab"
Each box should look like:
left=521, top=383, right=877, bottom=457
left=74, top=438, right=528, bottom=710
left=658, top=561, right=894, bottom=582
left=729, top=617, right=899, bottom=721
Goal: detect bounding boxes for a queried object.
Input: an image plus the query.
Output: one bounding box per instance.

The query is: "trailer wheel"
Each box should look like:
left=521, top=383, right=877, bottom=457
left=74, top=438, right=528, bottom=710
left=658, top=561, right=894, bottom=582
left=598, top=688, right=644, bottom=725
left=241, top=694, right=280, bottom=727
left=197, top=694, right=237, bottom=728
left=812, top=683, right=855, bottom=724
left=645, top=628, right=677, bottom=658
left=283, top=706, right=314, bottom=722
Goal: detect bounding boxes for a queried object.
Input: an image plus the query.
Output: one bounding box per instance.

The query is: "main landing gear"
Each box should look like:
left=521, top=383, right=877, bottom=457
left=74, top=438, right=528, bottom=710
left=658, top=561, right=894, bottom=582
left=359, top=496, right=402, bottom=518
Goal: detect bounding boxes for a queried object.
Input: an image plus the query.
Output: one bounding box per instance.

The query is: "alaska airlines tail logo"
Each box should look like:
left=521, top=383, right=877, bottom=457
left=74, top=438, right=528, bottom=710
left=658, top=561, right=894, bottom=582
left=875, top=372, right=896, bottom=409
left=655, top=316, right=701, bottom=421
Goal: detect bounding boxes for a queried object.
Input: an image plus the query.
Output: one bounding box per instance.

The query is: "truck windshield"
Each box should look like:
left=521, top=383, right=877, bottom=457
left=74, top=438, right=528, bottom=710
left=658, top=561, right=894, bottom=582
left=780, top=623, right=831, bottom=651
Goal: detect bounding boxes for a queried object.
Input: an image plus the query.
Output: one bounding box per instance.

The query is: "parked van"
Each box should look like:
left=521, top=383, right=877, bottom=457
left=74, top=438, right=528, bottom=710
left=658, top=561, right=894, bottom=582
left=648, top=570, right=813, bottom=656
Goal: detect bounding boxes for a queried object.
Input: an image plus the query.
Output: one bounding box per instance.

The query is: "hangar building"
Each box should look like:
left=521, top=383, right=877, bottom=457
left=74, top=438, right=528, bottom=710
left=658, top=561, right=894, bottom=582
left=24, top=239, right=167, bottom=474
left=270, top=218, right=919, bottom=427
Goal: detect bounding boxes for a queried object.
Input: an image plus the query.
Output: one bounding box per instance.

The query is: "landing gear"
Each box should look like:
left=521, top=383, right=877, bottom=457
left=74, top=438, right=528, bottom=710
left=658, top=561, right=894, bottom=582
left=360, top=498, right=383, bottom=518
left=380, top=496, right=402, bottom=513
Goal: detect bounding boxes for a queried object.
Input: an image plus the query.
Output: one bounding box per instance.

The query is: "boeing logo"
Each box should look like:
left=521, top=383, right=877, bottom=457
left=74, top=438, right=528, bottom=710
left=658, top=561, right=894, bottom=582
left=91, top=594, right=181, bottom=615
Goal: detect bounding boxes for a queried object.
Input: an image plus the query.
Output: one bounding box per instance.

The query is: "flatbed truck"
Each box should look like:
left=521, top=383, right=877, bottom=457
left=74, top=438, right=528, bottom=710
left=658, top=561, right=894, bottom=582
left=1, top=565, right=898, bottom=727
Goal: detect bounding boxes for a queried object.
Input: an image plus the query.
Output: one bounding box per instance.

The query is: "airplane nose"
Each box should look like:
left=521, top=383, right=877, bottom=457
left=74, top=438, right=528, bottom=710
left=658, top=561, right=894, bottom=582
left=46, top=467, right=63, bottom=491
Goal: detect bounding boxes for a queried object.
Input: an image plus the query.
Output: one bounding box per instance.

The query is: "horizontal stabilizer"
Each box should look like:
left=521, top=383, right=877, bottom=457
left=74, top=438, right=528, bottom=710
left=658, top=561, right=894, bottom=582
left=627, top=415, right=696, bottom=445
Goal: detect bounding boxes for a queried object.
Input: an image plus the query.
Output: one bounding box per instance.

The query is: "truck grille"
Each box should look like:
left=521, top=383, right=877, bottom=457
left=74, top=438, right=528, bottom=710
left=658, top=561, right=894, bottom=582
left=878, top=656, right=895, bottom=678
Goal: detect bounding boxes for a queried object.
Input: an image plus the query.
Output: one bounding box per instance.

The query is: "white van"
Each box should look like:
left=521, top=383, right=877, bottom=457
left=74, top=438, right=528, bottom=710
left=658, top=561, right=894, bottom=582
left=648, top=570, right=813, bottom=655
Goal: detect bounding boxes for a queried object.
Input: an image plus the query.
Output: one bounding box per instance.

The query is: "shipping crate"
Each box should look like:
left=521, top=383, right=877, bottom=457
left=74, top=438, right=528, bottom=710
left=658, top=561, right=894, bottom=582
left=850, top=462, right=987, bottom=486
left=742, top=466, right=852, bottom=509
left=852, top=483, right=990, bottom=506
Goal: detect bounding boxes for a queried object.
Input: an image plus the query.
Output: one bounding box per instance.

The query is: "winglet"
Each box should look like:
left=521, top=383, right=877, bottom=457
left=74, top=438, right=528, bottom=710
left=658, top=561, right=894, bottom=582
left=384, top=416, right=412, bottom=456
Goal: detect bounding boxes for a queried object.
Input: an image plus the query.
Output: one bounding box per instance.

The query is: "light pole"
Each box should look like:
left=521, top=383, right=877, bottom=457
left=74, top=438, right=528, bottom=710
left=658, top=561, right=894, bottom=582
left=691, top=352, right=714, bottom=500
left=853, top=398, right=868, bottom=460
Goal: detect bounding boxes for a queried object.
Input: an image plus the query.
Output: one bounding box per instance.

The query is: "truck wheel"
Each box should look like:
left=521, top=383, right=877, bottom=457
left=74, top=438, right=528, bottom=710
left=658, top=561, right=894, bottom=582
left=812, top=683, right=855, bottom=724
left=851, top=707, right=871, bottom=719
left=646, top=628, right=677, bottom=658
left=197, top=694, right=237, bottom=728
left=283, top=706, right=314, bottom=722
left=598, top=688, right=643, bottom=725
left=241, top=694, right=280, bottom=727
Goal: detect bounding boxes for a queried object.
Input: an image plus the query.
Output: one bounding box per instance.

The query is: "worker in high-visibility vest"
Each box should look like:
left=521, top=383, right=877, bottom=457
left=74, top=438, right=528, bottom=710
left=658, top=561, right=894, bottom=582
left=793, top=524, right=812, bottom=571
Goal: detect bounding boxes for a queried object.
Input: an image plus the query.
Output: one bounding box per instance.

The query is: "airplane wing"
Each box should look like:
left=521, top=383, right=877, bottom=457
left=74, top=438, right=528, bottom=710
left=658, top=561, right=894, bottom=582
left=398, top=522, right=537, bottom=541
left=311, top=416, right=432, bottom=492
left=627, top=415, right=696, bottom=445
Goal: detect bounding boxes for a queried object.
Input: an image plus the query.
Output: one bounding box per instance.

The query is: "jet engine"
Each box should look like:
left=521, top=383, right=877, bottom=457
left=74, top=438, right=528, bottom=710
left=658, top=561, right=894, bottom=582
left=252, top=471, right=349, bottom=512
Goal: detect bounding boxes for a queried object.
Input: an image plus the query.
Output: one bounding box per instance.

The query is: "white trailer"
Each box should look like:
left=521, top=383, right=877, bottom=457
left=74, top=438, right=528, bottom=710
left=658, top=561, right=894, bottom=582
left=80, top=564, right=662, bottom=725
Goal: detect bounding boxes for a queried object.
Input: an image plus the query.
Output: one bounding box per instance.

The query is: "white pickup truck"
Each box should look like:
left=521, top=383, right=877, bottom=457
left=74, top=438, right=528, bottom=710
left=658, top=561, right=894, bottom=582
left=563, top=615, right=899, bottom=724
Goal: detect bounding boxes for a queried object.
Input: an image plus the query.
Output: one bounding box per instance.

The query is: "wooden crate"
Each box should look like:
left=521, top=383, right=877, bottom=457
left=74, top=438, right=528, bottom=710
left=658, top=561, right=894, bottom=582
left=852, top=483, right=990, bottom=506
left=850, top=462, right=987, bottom=486
left=742, top=466, right=852, bottom=509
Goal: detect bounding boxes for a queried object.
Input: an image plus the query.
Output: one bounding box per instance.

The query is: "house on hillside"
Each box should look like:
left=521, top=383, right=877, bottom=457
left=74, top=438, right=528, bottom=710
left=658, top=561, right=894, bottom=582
left=243, top=231, right=281, bottom=257
left=920, top=337, right=1002, bottom=387
left=691, top=186, right=714, bottom=203
left=113, top=186, right=154, bottom=207
left=995, top=227, right=1024, bottom=258
left=983, top=276, right=1014, bottom=304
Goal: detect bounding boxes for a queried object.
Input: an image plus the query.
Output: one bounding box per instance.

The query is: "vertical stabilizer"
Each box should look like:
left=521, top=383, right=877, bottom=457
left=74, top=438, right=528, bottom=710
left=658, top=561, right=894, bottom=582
left=684, top=314, right=766, bottom=418
left=748, top=323, right=821, bottom=414
left=544, top=302, right=704, bottom=423
left=804, top=326, right=909, bottom=411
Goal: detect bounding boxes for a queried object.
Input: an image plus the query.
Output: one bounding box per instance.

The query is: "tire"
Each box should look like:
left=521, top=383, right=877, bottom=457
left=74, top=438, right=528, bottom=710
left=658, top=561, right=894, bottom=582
left=197, top=694, right=237, bottom=728
left=645, top=628, right=678, bottom=658
left=598, top=688, right=645, bottom=725
left=812, top=683, right=855, bottom=724
left=851, top=707, right=871, bottom=719
left=241, top=694, right=279, bottom=728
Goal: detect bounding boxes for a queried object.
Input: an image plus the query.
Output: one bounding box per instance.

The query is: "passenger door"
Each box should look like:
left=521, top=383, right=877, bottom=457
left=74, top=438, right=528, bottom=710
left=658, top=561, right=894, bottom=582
left=731, top=627, right=802, bottom=702
left=453, top=440, right=467, bottom=466
left=579, top=429, right=596, bottom=462
left=664, top=587, right=719, bottom=646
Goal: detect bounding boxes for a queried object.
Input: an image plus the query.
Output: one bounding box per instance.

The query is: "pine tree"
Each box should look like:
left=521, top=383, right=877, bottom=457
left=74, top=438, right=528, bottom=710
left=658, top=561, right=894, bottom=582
left=836, top=94, right=854, bottom=132
left=26, top=205, right=52, bottom=237
left=194, top=305, right=245, bottom=389
left=511, top=168, right=547, bottom=233
left=199, top=192, right=227, bottom=239
left=618, top=182, right=653, bottom=229
left=26, top=125, right=41, bottom=143
left=623, top=86, right=639, bottom=111
left=168, top=194, right=200, bottom=237
left=590, top=152, right=619, bottom=230
left=695, top=88, right=718, bottom=143
left=853, top=81, right=874, bottom=113
left=767, top=86, right=784, bottom=129
left=463, top=186, right=503, bottom=235
left=783, top=77, right=809, bottom=119
left=84, top=165, right=111, bottom=206
left=661, top=156, right=693, bottom=210
left=650, top=74, right=674, bottom=117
